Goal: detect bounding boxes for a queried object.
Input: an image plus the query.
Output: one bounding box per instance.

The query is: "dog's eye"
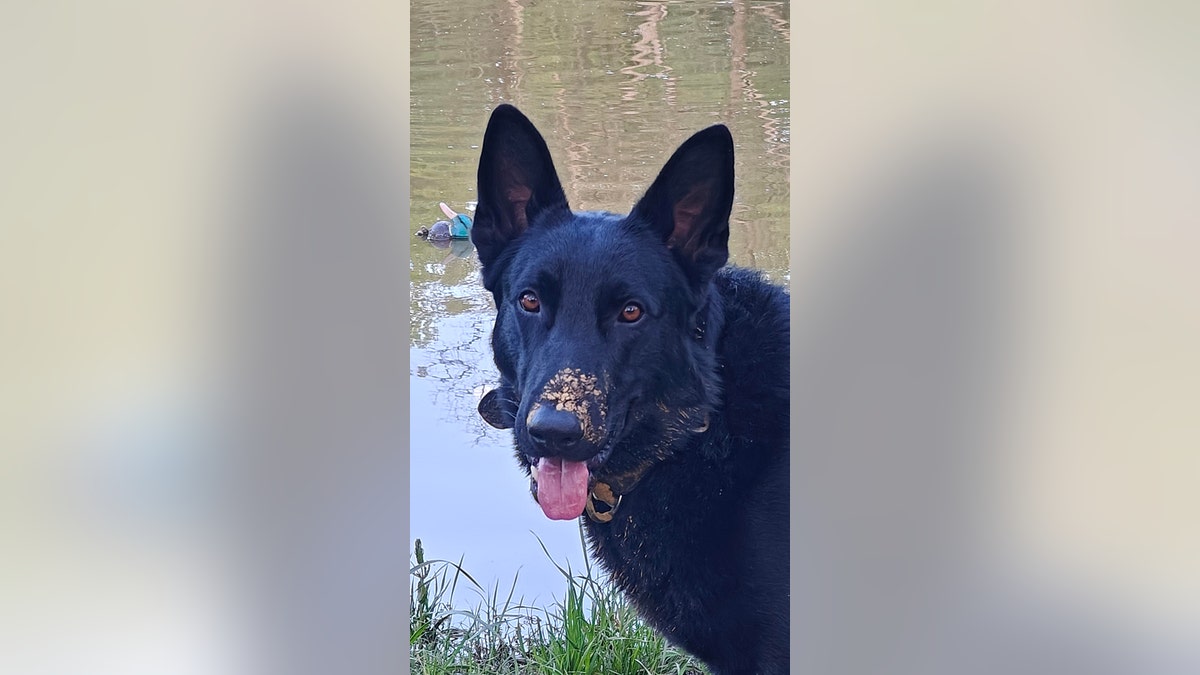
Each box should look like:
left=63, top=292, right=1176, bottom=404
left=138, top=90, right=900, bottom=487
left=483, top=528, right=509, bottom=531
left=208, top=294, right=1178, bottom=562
left=619, top=302, right=644, bottom=323
left=519, top=291, right=541, bottom=313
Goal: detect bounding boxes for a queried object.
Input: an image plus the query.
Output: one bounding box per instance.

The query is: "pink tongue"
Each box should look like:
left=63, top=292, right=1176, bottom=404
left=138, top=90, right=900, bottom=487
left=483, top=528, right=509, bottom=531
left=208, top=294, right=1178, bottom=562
left=536, top=457, right=590, bottom=520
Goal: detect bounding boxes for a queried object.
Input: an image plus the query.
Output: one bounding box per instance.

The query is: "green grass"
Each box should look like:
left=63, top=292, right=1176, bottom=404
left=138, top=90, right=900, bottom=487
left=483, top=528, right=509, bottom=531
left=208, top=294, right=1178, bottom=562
left=410, top=526, right=707, bottom=675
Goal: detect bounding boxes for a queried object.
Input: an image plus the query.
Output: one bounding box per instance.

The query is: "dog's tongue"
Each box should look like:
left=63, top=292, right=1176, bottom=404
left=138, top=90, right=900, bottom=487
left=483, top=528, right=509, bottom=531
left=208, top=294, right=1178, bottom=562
left=535, top=457, right=589, bottom=520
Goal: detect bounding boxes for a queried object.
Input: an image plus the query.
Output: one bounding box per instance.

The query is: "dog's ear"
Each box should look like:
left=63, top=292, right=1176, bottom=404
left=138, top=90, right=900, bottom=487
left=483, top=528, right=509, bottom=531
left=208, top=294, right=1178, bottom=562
left=472, top=105, right=569, bottom=271
left=478, top=386, right=516, bottom=430
left=629, top=124, right=734, bottom=284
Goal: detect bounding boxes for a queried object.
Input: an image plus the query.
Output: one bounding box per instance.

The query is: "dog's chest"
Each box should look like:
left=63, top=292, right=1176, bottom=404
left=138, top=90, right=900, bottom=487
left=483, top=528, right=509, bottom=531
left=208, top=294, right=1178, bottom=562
left=583, top=473, right=743, bottom=633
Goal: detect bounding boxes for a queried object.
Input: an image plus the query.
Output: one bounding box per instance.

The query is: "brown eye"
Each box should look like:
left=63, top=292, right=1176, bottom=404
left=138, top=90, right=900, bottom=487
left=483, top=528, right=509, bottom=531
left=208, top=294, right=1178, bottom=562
left=519, top=291, right=540, bottom=313
left=619, top=302, right=644, bottom=323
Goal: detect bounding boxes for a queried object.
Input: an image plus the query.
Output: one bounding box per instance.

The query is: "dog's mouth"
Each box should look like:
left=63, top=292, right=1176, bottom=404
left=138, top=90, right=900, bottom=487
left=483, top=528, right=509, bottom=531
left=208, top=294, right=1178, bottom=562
left=527, top=456, right=589, bottom=520
left=523, top=397, right=634, bottom=520
left=523, top=427, right=621, bottom=520
left=480, top=382, right=639, bottom=520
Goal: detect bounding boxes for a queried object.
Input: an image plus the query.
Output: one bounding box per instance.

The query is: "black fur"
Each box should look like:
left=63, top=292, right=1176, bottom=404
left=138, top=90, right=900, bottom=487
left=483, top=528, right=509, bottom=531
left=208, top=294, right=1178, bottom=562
left=472, top=104, right=790, bottom=675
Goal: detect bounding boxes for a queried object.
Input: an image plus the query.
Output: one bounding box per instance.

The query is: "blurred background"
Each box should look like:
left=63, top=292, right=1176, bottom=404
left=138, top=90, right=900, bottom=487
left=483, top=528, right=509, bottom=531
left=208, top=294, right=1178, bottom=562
left=1, top=3, right=409, bottom=674
left=789, top=4, right=1199, bottom=672
left=1, top=2, right=1197, bottom=674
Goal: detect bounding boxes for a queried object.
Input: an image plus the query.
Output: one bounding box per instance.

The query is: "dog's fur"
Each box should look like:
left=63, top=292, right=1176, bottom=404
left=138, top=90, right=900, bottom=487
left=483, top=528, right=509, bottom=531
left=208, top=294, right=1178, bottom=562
left=472, top=105, right=789, bottom=675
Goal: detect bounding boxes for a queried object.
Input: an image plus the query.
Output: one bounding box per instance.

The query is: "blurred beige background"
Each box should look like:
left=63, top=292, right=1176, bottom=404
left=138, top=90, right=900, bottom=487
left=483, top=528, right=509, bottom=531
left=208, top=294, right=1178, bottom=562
left=1, top=3, right=409, bottom=673
left=792, top=2, right=1198, bottom=619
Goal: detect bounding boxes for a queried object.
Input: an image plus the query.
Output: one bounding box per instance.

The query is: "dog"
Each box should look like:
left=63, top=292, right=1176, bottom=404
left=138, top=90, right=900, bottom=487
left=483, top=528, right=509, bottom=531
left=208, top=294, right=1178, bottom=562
left=472, top=105, right=789, bottom=675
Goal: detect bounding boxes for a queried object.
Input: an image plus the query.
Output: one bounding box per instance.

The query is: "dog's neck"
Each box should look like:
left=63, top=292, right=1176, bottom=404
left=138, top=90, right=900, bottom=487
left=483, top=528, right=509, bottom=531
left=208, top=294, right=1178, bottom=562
left=692, top=283, right=723, bottom=346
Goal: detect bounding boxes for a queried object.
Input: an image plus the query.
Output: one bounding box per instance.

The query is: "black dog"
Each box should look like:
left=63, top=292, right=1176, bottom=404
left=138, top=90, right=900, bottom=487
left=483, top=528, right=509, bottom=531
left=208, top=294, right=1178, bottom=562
left=473, top=105, right=789, bottom=675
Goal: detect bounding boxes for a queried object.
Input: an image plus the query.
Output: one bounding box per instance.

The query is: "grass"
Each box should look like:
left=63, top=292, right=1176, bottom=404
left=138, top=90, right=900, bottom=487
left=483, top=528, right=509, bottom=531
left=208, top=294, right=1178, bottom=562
left=409, top=525, right=707, bottom=675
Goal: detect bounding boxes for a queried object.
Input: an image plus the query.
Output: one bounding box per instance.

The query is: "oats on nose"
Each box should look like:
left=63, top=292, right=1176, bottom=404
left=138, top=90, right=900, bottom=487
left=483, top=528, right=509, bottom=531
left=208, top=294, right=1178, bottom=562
left=532, top=368, right=608, bottom=446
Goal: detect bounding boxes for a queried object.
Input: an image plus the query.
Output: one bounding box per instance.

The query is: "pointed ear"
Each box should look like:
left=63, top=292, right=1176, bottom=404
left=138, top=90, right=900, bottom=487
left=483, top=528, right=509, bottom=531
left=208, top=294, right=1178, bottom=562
left=471, top=105, right=569, bottom=271
left=629, top=124, right=734, bottom=284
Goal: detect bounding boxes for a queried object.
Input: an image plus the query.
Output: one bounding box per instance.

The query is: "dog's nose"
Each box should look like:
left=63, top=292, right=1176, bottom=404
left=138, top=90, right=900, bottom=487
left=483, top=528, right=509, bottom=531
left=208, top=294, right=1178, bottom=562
left=527, top=406, right=583, bottom=450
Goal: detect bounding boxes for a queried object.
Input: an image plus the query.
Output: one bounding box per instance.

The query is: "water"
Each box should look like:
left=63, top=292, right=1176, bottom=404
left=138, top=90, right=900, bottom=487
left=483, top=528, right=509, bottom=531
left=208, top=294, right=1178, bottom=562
left=410, top=0, right=790, bottom=608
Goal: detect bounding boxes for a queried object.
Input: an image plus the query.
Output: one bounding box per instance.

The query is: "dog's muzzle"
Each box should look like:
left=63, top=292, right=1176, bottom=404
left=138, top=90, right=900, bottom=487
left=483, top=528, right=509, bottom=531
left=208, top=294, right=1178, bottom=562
left=521, top=368, right=609, bottom=460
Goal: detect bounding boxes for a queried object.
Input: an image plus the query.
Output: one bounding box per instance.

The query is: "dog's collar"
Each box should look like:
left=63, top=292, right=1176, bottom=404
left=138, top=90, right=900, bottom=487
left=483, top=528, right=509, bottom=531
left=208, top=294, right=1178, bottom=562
left=584, top=413, right=711, bottom=523
left=585, top=481, right=623, bottom=523
left=585, top=469, right=649, bottom=523
left=584, top=462, right=652, bottom=523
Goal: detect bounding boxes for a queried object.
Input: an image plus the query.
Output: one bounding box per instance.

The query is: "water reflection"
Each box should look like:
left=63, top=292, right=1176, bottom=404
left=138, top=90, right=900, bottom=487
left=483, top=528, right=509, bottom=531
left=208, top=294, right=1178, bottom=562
left=410, top=0, right=789, bottom=608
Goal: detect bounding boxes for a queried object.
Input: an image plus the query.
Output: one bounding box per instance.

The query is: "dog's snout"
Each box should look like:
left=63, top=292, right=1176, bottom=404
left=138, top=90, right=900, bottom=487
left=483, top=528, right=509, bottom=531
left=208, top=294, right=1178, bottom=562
left=523, top=368, right=608, bottom=459
left=527, top=406, right=583, bottom=449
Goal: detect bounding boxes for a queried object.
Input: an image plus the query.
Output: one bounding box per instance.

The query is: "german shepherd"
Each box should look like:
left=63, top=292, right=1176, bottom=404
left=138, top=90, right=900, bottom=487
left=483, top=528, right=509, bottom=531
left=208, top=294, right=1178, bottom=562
left=473, top=105, right=789, bottom=675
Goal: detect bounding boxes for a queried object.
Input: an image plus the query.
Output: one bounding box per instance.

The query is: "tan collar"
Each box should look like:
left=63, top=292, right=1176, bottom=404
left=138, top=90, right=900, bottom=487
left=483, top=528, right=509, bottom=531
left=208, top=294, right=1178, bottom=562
left=584, top=481, right=623, bottom=523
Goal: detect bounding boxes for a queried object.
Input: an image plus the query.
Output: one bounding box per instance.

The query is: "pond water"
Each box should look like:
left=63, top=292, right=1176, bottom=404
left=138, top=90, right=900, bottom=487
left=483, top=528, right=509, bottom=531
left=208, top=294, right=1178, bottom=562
left=410, top=0, right=790, bottom=608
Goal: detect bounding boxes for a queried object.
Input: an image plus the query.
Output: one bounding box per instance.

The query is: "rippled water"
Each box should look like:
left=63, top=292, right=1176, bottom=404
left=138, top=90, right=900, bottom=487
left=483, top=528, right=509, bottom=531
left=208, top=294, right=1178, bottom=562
left=410, top=0, right=789, bottom=607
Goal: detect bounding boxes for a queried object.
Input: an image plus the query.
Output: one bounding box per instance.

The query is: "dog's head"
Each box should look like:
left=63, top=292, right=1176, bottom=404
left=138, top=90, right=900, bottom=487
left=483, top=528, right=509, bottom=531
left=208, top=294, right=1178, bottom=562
left=471, top=104, right=734, bottom=520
